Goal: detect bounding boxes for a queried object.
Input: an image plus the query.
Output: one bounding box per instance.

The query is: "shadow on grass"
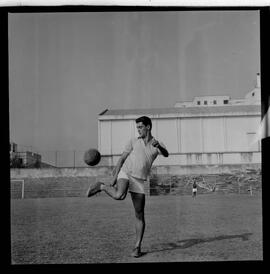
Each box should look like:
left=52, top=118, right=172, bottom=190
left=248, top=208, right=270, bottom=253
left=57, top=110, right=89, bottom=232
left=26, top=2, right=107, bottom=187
left=147, top=232, right=252, bottom=254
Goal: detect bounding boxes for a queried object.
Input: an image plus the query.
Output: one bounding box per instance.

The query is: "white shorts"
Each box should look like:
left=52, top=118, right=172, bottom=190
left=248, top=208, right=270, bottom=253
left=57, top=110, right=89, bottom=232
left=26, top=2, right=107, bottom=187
left=192, top=188, right=197, bottom=193
left=117, top=170, right=145, bottom=194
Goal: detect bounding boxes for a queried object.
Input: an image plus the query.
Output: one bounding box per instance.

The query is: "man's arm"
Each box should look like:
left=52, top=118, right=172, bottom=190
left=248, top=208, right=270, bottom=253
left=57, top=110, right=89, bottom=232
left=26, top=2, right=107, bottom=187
left=111, top=151, right=130, bottom=186
left=158, top=144, right=169, bottom=157
left=152, top=139, right=169, bottom=157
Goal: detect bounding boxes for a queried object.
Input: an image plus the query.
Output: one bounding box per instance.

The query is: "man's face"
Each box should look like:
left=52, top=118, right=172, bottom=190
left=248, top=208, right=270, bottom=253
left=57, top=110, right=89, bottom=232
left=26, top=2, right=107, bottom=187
left=136, top=122, right=149, bottom=138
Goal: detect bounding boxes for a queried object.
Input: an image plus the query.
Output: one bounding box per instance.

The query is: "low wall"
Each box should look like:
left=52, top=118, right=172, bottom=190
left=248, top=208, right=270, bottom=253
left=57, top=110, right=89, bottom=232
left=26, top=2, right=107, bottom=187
left=10, top=164, right=261, bottom=199
left=10, top=163, right=261, bottom=179
left=151, top=163, right=261, bottom=175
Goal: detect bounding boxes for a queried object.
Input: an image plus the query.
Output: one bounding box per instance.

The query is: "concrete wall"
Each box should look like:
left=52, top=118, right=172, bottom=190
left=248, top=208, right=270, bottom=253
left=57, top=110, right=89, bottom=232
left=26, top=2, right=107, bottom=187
left=10, top=163, right=261, bottom=180
left=10, top=167, right=113, bottom=179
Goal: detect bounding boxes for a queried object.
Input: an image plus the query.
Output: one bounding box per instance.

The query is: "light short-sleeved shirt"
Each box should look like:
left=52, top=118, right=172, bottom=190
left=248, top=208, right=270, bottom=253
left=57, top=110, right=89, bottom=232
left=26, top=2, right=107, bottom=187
left=121, top=137, right=166, bottom=180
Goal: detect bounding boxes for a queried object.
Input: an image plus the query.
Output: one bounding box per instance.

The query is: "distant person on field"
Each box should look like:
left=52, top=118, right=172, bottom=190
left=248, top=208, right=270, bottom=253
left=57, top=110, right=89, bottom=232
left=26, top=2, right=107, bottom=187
left=192, top=179, right=197, bottom=198
left=86, top=116, right=169, bottom=258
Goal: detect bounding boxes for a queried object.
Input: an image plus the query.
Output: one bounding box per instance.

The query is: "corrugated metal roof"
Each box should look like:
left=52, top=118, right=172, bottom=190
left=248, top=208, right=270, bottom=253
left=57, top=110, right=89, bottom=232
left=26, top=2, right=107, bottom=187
left=99, top=105, right=261, bottom=116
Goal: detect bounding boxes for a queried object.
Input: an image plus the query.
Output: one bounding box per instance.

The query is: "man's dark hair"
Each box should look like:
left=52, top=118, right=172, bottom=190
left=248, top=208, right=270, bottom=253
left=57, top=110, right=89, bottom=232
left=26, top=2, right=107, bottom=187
left=136, top=116, right=152, bottom=130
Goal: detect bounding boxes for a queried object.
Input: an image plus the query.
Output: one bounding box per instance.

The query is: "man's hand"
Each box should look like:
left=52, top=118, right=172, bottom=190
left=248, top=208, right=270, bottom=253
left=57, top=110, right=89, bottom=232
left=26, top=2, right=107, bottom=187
left=110, top=151, right=130, bottom=187
left=110, top=177, right=117, bottom=187
left=152, top=138, right=169, bottom=157
left=151, top=138, right=160, bottom=148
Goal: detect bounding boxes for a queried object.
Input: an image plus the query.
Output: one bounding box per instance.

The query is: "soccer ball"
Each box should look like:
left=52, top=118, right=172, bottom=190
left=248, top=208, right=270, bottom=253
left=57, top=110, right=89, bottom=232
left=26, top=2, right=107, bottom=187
left=84, top=148, right=101, bottom=166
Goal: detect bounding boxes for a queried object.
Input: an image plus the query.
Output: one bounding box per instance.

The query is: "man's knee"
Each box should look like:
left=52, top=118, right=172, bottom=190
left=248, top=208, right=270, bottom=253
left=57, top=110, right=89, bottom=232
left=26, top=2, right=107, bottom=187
left=135, top=210, right=144, bottom=220
left=114, top=192, right=126, bottom=200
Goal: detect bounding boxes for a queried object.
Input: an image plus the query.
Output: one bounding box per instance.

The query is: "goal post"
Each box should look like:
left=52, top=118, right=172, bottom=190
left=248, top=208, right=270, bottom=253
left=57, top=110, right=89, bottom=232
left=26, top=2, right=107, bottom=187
left=10, top=179, right=25, bottom=199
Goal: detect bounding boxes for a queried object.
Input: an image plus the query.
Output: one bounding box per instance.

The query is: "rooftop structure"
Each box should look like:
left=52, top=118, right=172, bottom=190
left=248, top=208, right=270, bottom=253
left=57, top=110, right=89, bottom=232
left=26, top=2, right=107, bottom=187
left=174, top=73, right=261, bottom=108
left=99, top=104, right=260, bottom=120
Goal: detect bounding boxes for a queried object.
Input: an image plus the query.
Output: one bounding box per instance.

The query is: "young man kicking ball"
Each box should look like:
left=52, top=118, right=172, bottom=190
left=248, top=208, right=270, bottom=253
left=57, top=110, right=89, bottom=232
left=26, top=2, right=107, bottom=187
left=86, top=116, right=169, bottom=258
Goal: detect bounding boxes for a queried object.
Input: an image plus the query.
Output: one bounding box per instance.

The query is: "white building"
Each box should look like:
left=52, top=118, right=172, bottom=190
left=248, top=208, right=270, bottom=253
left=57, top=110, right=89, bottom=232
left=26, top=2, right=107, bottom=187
left=98, top=75, right=261, bottom=168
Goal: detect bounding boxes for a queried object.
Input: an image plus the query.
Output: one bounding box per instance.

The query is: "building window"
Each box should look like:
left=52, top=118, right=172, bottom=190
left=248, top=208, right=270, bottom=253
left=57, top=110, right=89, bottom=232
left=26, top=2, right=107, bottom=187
left=252, top=92, right=255, bottom=96
left=213, top=100, right=217, bottom=105
left=197, top=101, right=200, bottom=105
left=224, top=100, right=229, bottom=104
left=204, top=101, right=207, bottom=105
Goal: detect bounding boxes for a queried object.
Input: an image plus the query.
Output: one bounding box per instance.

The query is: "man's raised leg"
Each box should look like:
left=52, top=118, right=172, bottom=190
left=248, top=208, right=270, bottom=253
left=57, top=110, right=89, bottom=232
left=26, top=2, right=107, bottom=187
left=101, top=178, right=129, bottom=200
left=86, top=178, right=129, bottom=200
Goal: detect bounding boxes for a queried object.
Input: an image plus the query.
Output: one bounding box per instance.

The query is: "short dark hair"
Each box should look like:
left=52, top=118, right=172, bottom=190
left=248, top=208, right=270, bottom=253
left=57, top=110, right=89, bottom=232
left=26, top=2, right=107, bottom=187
left=136, top=116, right=152, bottom=130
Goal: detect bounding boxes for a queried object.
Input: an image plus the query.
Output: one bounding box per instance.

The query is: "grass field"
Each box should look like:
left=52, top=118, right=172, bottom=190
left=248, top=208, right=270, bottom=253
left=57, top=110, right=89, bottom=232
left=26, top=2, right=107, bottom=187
left=10, top=193, right=263, bottom=264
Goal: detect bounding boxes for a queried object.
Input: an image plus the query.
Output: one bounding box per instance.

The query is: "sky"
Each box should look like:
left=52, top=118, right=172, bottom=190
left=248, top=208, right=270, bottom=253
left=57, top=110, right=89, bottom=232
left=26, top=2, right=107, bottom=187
left=8, top=10, right=260, bottom=154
